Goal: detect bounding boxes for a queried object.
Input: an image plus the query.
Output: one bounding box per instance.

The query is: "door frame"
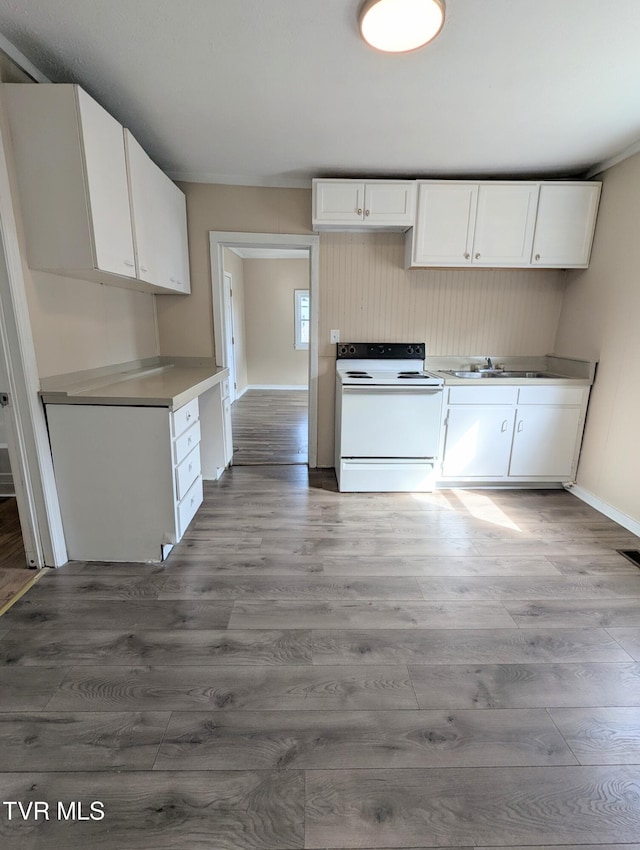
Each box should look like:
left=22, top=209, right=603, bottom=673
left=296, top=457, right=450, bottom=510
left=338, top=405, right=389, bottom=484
left=222, top=270, right=237, bottom=402
left=0, top=100, right=67, bottom=567
left=209, top=231, right=320, bottom=468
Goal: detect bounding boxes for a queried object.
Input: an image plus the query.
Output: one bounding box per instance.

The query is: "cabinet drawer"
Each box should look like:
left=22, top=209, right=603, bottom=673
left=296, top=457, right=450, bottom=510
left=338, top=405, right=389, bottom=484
left=174, top=419, right=201, bottom=465
left=517, top=386, right=586, bottom=406
left=176, top=444, right=201, bottom=500
left=448, top=386, right=518, bottom=405
left=178, top=474, right=203, bottom=538
left=172, top=397, right=199, bottom=438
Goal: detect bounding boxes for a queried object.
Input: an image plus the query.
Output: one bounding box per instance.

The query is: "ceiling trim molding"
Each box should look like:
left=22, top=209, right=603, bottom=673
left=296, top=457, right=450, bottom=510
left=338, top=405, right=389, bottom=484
left=585, top=138, right=640, bottom=179
left=0, top=33, right=50, bottom=83
left=168, top=171, right=312, bottom=189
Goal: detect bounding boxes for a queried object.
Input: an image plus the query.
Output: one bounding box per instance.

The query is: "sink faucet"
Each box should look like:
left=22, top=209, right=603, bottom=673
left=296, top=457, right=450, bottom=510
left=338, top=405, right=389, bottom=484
left=484, top=357, right=493, bottom=370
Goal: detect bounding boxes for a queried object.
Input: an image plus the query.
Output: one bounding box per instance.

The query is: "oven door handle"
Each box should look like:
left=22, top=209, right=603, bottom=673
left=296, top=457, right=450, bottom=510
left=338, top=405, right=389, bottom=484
left=343, top=386, right=443, bottom=394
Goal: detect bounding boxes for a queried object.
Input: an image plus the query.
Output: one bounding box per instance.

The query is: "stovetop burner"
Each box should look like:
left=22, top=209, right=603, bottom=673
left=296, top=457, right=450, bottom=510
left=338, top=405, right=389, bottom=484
left=346, top=371, right=371, bottom=377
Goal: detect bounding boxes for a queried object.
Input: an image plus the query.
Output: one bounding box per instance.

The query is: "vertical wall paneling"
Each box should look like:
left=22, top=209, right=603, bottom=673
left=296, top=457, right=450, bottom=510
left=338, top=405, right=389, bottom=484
left=319, top=233, right=566, bottom=357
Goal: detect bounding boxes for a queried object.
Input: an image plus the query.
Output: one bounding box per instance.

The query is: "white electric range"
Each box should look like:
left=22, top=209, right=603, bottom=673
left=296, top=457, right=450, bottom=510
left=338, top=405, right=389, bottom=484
left=335, top=342, right=444, bottom=492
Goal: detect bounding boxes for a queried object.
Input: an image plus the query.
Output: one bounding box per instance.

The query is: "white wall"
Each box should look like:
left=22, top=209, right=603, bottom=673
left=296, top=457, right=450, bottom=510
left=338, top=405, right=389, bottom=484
left=554, top=152, right=640, bottom=527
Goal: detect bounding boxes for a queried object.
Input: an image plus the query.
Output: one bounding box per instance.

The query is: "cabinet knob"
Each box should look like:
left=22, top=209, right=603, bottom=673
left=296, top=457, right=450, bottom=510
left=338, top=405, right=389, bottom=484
left=365, top=209, right=370, bottom=216
left=140, top=265, right=148, bottom=273
left=464, top=252, right=470, bottom=260
left=188, top=436, right=192, bottom=444
left=123, top=259, right=135, bottom=267
left=517, top=421, right=524, bottom=432
left=475, top=253, right=481, bottom=259
left=356, top=208, right=363, bottom=216
left=186, top=413, right=192, bottom=420
left=535, top=254, right=541, bottom=261
left=501, top=420, right=509, bottom=432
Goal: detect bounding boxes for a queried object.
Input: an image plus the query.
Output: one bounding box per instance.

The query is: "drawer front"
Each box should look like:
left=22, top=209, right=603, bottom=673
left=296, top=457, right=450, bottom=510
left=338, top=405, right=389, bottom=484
left=172, top=397, right=199, bottom=438
left=448, top=386, right=518, bottom=405
left=517, top=386, right=586, bottom=406
left=176, top=444, right=201, bottom=501
left=174, top=419, right=201, bottom=465
left=178, top=474, right=203, bottom=538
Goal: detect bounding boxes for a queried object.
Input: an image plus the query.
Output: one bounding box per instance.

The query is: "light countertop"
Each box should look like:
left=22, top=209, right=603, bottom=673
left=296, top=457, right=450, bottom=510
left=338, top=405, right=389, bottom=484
left=39, top=358, right=228, bottom=410
left=425, top=354, right=596, bottom=387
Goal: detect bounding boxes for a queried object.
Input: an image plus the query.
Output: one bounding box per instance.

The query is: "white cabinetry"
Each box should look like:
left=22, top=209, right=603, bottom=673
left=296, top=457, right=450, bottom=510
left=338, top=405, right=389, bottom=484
left=4, top=83, right=136, bottom=281
left=312, top=179, right=415, bottom=229
left=439, top=384, right=589, bottom=484
left=405, top=179, right=600, bottom=269
left=531, top=182, right=601, bottom=268
left=125, top=130, right=190, bottom=293
left=409, top=182, right=477, bottom=266
left=46, top=399, right=203, bottom=562
left=473, top=183, right=539, bottom=266
left=509, top=386, right=587, bottom=478
left=441, top=386, right=517, bottom=478
left=407, top=181, right=539, bottom=268
left=4, top=83, right=190, bottom=295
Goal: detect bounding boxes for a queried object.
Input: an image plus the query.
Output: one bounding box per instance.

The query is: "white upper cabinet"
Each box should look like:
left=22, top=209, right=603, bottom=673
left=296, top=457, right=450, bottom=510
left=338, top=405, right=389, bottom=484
left=4, top=83, right=190, bottom=295
left=408, top=181, right=539, bottom=268
left=531, top=182, right=601, bottom=268
left=125, top=131, right=190, bottom=293
left=410, top=182, right=477, bottom=266
left=4, top=83, right=136, bottom=280
left=473, top=183, right=539, bottom=266
left=312, top=179, right=415, bottom=229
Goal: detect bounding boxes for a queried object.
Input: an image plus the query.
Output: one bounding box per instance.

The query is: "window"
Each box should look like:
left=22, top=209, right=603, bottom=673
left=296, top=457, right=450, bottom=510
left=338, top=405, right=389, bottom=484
left=294, top=289, right=310, bottom=350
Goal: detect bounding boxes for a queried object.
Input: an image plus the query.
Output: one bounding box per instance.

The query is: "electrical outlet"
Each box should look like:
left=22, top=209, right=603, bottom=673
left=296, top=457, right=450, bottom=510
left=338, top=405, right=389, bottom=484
left=330, top=329, right=340, bottom=344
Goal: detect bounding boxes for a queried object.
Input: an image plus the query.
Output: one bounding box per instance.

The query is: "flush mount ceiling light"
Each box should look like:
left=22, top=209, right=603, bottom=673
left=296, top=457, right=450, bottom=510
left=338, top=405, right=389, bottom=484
left=359, top=0, right=445, bottom=53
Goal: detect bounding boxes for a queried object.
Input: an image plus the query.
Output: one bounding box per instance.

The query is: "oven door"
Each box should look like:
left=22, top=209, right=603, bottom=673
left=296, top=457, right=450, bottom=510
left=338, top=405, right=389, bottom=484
left=340, top=385, right=443, bottom=458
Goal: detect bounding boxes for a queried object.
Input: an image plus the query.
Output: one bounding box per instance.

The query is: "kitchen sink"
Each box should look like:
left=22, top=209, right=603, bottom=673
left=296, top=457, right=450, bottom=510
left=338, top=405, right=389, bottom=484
left=442, top=370, right=560, bottom=379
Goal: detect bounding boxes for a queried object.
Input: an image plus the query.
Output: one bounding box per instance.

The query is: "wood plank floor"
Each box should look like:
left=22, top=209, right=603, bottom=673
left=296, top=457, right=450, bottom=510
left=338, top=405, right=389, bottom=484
left=0, top=497, right=31, bottom=611
left=231, top=389, right=308, bottom=465
left=2, top=465, right=640, bottom=848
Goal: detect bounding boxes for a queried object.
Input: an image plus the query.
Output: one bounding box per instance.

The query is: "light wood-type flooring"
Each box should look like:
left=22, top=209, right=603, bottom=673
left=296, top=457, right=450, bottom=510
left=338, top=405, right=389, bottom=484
left=231, top=389, right=308, bottom=465
left=2, top=466, right=640, bottom=848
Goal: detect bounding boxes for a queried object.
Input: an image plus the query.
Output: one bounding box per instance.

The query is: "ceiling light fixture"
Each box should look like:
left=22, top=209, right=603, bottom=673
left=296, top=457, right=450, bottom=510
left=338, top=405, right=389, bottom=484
left=359, top=0, right=445, bottom=53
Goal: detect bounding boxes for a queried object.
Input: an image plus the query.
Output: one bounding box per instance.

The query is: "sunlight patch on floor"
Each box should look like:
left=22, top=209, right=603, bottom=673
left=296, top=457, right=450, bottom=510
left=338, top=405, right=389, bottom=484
left=450, top=488, right=522, bottom=531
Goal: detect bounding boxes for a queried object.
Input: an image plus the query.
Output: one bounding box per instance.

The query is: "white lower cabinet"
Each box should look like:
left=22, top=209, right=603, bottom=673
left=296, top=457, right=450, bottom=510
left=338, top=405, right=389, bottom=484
left=439, top=384, right=589, bottom=484
left=442, top=406, right=515, bottom=478
left=46, top=398, right=203, bottom=562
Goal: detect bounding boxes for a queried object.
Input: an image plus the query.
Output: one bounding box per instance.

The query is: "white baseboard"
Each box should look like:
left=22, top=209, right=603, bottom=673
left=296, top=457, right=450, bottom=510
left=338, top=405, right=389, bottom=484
left=246, top=384, right=308, bottom=391
left=565, top=483, right=640, bottom=537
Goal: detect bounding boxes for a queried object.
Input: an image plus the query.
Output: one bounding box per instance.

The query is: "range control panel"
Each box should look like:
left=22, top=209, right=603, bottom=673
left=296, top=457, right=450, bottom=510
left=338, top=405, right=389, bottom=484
left=336, top=342, right=425, bottom=360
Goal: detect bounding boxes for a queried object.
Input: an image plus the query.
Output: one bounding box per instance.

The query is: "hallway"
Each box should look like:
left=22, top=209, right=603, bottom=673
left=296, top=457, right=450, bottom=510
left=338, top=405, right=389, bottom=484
left=231, top=389, right=308, bottom=465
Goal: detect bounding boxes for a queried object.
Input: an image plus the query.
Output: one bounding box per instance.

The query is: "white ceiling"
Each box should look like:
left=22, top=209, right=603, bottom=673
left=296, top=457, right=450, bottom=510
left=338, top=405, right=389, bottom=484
left=0, top=0, right=639, bottom=187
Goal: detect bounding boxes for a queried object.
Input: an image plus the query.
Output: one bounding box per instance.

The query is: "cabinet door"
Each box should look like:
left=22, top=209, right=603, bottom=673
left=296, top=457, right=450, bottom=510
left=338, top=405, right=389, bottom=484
left=313, top=181, right=365, bottom=224
left=412, top=182, right=477, bottom=266
left=509, top=406, right=582, bottom=478
left=161, top=177, right=191, bottom=293
left=125, top=130, right=190, bottom=293
left=472, top=183, right=539, bottom=266
left=76, top=88, right=136, bottom=278
left=531, top=183, right=601, bottom=267
left=442, top=406, right=514, bottom=478
left=364, top=182, right=415, bottom=226
left=124, top=130, right=160, bottom=284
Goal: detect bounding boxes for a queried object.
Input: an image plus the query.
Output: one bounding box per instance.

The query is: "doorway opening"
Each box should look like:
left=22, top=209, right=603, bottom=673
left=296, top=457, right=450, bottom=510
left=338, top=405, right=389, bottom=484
left=210, top=232, right=319, bottom=469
